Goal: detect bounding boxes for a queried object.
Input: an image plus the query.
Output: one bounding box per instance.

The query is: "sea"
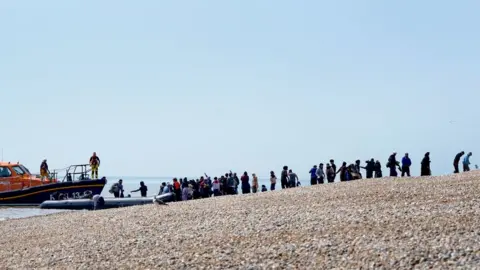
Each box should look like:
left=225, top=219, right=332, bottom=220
left=0, top=176, right=285, bottom=221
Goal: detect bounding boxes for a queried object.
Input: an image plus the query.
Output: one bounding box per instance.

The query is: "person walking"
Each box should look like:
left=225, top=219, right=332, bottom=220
left=421, top=152, right=431, bottom=176
left=453, top=151, right=464, bottom=173
left=251, top=173, right=259, bottom=193
left=387, top=152, right=399, bottom=177
left=309, top=165, right=318, bottom=185
left=401, top=153, right=412, bottom=177
left=463, top=152, right=472, bottom=172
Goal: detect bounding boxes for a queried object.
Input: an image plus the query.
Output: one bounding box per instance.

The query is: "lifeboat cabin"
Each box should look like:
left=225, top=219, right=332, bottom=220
left=0, top=161, right=57, bottom=192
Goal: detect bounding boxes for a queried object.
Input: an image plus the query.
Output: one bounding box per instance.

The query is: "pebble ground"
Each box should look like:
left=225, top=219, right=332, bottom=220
left=1, top=172, right=480, bottom=269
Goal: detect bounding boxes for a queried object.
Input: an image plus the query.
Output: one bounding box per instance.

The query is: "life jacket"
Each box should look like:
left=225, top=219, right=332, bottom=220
left=90, top=156, right=99, bottom=165
left=173, top=181, right=180, bottom=190
left=109, top=183, right=119, bottom=193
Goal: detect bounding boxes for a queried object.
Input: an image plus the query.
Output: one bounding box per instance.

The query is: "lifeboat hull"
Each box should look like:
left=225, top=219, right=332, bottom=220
left=0, top=178, right=106, bottom=206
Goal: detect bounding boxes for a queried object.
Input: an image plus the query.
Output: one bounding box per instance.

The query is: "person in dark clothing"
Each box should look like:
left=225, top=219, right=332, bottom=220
left=280, top=166, right=289, bottom=189
left=401, top=153, right=412, bottom=177
left=240, top=171, right=251, bottom=194
left=330, top=159, right=337, bottom=181
left=387, top=152, right=399, bottom=177
left=374, top=160, right=383, bottom=178
left=336, top=162, right=348, bottom=181
left=363, top=159, right=375, bottom=178
left=354, top=160, right=362, bottom=179
left=131, top=181, right=148, bottom=197
left=453, top=151, right=464, bottom=173
left=326, top=164, right=335, bottom=183
left=421, top=152, right=431, bottom=176
left=309, top=165, right=318, bottom=185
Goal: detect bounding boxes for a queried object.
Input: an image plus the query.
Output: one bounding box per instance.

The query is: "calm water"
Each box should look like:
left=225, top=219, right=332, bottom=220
left=0, top=175, right=295, bottom=221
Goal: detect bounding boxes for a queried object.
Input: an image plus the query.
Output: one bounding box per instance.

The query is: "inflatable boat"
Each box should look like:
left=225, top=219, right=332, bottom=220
left=39, top=193, right=174, bottom=210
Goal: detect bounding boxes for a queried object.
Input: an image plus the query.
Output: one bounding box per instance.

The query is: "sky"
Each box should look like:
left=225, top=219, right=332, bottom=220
left=0, top=0, right=479, bottom=178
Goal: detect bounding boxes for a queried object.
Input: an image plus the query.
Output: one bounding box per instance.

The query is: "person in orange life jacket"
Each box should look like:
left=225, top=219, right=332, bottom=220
left=401, top=153, right=412, bottom=177
left=40, top=159, right=50, bottom=183
left=89, top=152, right=100, bottom=179
left=172, top=178, right=181, bottom=201
left=131, top=181, right=148, bottom=197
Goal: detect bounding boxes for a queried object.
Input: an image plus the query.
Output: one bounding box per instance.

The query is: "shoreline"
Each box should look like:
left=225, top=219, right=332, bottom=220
left=1, top=172, right=480, bottom=268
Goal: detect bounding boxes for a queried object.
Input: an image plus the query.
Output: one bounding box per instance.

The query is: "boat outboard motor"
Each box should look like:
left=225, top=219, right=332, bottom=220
left=92, top=194, right=105, bottom=210
left=153, top=193, right=173, bottom=205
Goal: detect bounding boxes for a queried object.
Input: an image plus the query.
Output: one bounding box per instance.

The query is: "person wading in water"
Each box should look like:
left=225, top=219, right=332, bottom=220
left=89, top=152, right=100, bottom=179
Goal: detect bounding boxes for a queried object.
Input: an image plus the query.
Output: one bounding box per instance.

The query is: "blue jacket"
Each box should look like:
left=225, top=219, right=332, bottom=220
left=402, top=157, right=411, bottom=167
left=463, top=155, right=471, bottom=165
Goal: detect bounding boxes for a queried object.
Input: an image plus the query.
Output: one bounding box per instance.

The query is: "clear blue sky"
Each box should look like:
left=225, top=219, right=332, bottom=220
left=1, top=0, right=479, bottom=178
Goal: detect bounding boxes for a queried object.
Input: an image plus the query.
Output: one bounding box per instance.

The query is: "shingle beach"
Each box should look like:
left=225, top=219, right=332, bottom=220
left=1, top=172, right=480, bottom=269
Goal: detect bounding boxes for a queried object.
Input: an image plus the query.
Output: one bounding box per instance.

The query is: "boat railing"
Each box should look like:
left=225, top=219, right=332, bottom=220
left=60, top=164, right=92, bottom=182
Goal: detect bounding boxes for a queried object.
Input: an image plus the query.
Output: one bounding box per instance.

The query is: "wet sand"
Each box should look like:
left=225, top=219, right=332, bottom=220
left=1, top=172, right=479, bottom=269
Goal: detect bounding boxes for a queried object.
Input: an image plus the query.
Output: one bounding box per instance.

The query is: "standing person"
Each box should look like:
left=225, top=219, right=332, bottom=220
left=40, top=159, right=50, bottom=183
left=233, top=172, right=240, bottom=194
left=336, top=162, right=348, bottom=181
left=453, top=151, right=465, bottom=173
left=326, top=164, right=335, bottom=183
left=316, top=163, right=325, bottom=184
left=131, top=181, right=148, bottom=197
left=309, top=165, right=318, bottom=185
left=241, top=172, right=251, bottom=194
left=251, top=173, right=259, bottom=193
left=227, top=173, right=236, bottom=195
left=280, top=166, right=289, bottom=189
left=374, top=160, right=383, bottom=178
left=363, top=159, right=375, bottom=179
left=173, top=178, right=181, bottom=201
left=401, top=153, right=412, bottom=177
left=89, top=152, right=100, bottom=179
left=269, top=171, right=277, bottom=191
left=288, top=169, right=298, bottom=187
left=421, top=152, right=431, bottom=176
left=212, top=177, right=221, bottom=196
left=330, top=160, right=337, bottom=181
left=387, top=152, right=399, bottom=177
left=463, top=152, right=472, bottom=172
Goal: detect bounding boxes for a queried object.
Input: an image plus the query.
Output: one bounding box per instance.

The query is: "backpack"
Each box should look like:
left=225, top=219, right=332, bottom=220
left=109, top=183, right=119, bottom=193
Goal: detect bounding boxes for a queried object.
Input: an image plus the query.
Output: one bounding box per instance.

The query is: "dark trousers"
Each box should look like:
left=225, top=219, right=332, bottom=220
left=401, top=166, right=410, bottom=177
left=317, top=176, right=324, bottom=184
left=281, top=180, right=288, bottom=189
left=310, top=177, right=317, bottom=185
left=421, top=167, right=431, bottom=176
left=366, top=171, right=373, bottom=179
left=389, top=167, right=397, bottom=177
left=270, top=183, right=275, bottom=190
left=463, top=164, right=470, bottom=172
left=454, top=162, right=460, bottom=173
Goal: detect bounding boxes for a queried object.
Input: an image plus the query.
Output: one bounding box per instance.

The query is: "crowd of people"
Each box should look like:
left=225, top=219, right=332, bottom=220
left=108, top=151, right=474, bottom=201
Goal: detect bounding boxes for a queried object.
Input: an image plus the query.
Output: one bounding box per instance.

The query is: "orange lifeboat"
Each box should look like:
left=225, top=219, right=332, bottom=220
left=0, top=161, right=58, bottom=192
